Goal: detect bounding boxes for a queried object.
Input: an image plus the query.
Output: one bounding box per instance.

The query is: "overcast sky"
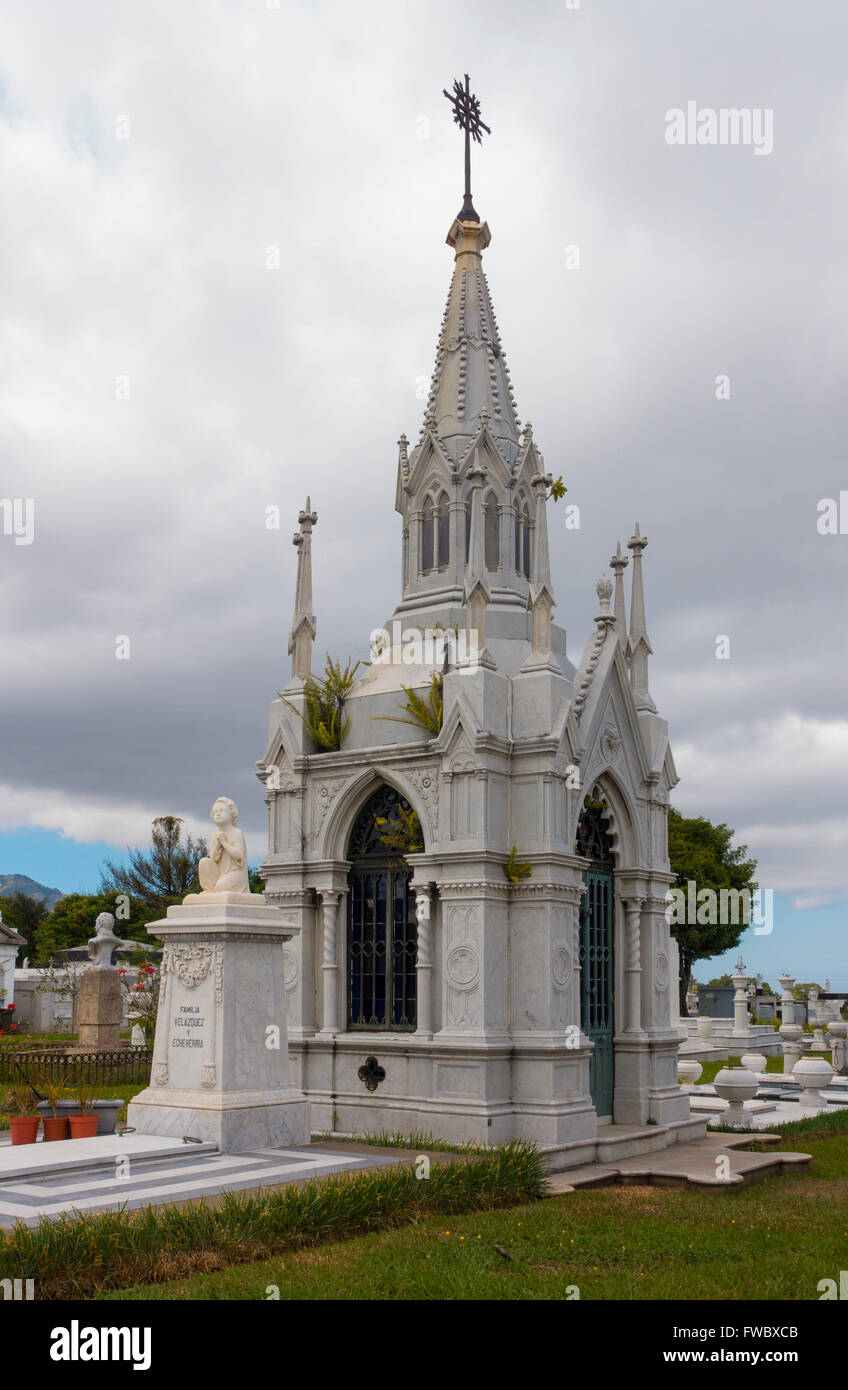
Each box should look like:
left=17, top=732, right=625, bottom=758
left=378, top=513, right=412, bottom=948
left=1, top=0, right=846, bottom=986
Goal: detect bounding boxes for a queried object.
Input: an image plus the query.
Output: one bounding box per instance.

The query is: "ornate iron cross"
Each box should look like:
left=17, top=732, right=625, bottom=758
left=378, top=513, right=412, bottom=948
left=443, top=73, right=491, bottom=222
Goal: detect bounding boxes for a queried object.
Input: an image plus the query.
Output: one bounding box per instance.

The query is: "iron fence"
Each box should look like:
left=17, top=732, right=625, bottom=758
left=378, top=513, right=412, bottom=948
left=0, top=1049, right=152, bottom=1087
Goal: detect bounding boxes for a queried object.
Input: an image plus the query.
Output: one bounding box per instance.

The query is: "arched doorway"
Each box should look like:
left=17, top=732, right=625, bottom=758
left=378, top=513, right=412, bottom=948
left=346, top=786, right=418, bottom=1031
left=576, top=799, right=615, bottom=1116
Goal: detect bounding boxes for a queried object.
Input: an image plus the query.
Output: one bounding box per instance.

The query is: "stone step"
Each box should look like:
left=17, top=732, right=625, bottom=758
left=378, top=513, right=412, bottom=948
left=544, top=1134, right=811, bottom=1194
left=544, top=1114, right=709, bottom=1172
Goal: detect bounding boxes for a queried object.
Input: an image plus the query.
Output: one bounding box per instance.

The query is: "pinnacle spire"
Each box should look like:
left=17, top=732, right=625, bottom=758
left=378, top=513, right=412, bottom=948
left=287, top=497, right=317, bottom=685
left=530, top=472, right=553, bottom=594
left=610, top=541, right=629, bottom=651
left=462, top=451, right=495, bottom=669
left=626, top=523, right=656, bottom=712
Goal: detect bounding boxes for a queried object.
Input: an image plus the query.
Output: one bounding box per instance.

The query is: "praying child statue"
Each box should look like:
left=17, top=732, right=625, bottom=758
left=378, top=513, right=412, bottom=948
left=197, top=797, right=252, bottom=896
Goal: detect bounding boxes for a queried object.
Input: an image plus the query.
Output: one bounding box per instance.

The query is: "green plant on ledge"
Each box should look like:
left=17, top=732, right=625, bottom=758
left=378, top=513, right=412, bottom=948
left=503, top=846, right=532, bottom=886
left=5, top=1083, right=39, bottom=1117
left=374, top=672, right=443, bottom=736
left=280, top=656, right=360, bottom=752
left=376, top=805, right=424, bottom=860
left=38, top=1070, right=68, bottom=1118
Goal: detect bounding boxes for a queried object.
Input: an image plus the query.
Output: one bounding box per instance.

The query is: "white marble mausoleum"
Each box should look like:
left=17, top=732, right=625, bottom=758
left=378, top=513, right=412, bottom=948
left=257, top=173, right=694, bottom=1162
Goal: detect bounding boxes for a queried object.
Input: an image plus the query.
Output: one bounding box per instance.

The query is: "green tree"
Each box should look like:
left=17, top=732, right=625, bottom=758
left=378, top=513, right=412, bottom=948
left=0, top=891, right=48, bottom=950
left=668, top=808, right=758, bottom=1016
left=99, top=816, right=208, bottom=913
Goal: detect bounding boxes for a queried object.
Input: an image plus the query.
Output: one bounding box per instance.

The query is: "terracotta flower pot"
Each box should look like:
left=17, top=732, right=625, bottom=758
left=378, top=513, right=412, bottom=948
left=42, top=1116, right=70, bottom=1142
left=68, top=1113, right=100, bottom=1140
left=9, top=1115, right=41, bottom=1145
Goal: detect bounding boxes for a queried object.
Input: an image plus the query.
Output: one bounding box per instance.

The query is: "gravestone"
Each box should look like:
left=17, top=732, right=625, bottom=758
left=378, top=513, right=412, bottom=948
left=128, top=797, right=308, bottom=1151
left=76, top=913, right=124, bottom=1048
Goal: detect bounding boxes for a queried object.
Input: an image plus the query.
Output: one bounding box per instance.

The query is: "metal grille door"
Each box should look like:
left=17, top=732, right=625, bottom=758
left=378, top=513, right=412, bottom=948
left=580, top=868, right=615, bottom=1116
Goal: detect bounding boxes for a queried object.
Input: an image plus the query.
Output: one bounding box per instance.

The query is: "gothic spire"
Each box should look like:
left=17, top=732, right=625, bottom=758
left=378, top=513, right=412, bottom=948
left=287, top=498, right=317, bottom=684
left=610, top=541, right=629, bottom=652
left=531, top=471, right=554, bottom=593
left=420, top=218, right=521, bottom=460
left=626, top=523, right=656, bottom=712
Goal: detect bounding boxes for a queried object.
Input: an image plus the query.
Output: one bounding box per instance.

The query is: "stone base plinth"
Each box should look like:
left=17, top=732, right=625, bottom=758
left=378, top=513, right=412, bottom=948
left=77, top=968, right=123, bottom=1049
left=128, top=1088, right=309, bottom=1150
left=126, top=898, right=309, bottom=1153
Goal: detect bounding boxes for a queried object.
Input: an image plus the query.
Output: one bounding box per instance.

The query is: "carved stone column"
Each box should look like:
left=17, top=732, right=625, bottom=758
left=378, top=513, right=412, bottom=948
left=414, top=888, right=434, bottom=1040
left=319, top=891, right=342, bottom=1035
left=624, top=898, right=644, bottom=1033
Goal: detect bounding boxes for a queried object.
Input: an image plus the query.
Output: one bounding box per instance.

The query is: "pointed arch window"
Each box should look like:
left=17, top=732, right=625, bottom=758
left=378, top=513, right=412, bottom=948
left=421, top=500, right=434, bottom=572
left=347, top=786, right=417, bottom=1031
left=515, top=498, right=532, bottom=579
left=420, top=491, right=450, bottom=573
left=436, top=491, right=450, bottom=570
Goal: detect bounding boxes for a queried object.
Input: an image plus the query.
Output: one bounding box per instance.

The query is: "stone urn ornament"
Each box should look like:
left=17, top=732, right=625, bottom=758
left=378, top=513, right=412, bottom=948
left=793, top=1057, right=834, bottom=1108
left=740, top=1053, right=767, bottom=1075
left=696, top=1015, right=712, bottom=1042
left=713, top=1065, right=759, bottom=1127
left=677, top=1059, right=702, bottom=1086
left=779, top=1022, right=803, bottom=1074
left=828, top=1019, right=847, bottom=1074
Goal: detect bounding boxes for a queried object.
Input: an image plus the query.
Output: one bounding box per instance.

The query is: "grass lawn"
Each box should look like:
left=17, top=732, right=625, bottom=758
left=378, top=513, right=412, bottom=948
left=102, top=1125, right=848, bottom=1301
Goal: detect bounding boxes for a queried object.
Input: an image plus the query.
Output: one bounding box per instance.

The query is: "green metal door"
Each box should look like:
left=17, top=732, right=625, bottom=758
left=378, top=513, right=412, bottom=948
left=580, top=870, right=614, bottom=1115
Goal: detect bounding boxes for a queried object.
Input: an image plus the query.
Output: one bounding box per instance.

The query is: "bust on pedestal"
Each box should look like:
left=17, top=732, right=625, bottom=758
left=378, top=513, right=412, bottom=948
left=77, top=913, right=124, bottom=1049
left=128, top=797, right=309, bottom=1151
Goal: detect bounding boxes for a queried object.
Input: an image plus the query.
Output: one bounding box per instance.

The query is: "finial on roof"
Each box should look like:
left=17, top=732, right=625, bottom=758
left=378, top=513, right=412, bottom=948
left=443, top=73, right=491, bottom=223
left=530, top=472, right=554, bottom=594
left=288, top=498, right=318, bottom=685
left=397, top=434, right=409, bottom=481
left=462, top=453, right=496, bottom=670
left=626, top=523, right=656, bottom=712
left=610, top=541, right=629, bottom=652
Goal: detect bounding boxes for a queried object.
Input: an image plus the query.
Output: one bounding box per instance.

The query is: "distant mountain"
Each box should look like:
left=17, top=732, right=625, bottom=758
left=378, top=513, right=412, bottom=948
left=0, top=875, right=64, bottom=909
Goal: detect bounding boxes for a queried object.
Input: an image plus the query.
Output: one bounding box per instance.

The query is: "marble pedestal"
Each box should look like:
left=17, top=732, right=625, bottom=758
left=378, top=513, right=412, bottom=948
left=128, top=897, right=308, bottom=1152
left=77, top=968, right=123, bottom=1049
